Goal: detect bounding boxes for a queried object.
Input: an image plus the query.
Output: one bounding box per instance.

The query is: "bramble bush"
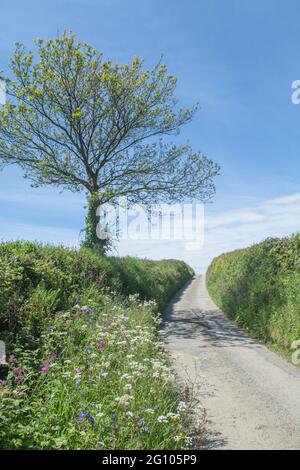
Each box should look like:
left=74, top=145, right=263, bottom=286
left=0, top=241, right=196, bottom=449
left=206, top=234, right=300, bottom=357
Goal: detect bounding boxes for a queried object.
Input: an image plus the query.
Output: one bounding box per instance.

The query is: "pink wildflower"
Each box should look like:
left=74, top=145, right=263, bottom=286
left=96, top=340, right=105, bottom=352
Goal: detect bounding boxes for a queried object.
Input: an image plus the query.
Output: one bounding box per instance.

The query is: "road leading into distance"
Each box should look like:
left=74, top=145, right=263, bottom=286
left=163, top=276, right=300, bottom=450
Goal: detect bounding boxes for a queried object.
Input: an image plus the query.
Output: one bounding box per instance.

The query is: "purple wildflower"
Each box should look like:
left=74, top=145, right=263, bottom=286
left=77, top=410, right=95, bottom=429
left=40, top=359, right=50, bottom=374
left=12, top=366, right=26, bottom=384
left=1, top=380, right=8, bottom=390
left=96, top=340, right=105, bottom=352
left=9, top=354, right=16, bottom=366
left=50, top=354, right=57, bottom=364
left=78, top=410, right=89, bottom=422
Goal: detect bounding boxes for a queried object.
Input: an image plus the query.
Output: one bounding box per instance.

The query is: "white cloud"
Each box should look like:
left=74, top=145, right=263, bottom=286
left=263, top=193, right=300, bottom=206
left=117, top=192, right=300, bottom=273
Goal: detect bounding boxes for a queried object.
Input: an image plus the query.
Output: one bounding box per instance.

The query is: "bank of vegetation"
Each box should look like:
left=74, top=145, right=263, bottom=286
left=207, top=235, right=300, bottom=360
left=0, top=241, right=195, bottom=449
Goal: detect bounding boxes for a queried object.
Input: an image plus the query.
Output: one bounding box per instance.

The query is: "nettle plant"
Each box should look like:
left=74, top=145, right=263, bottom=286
left=0, top=33, right=219, bottom=253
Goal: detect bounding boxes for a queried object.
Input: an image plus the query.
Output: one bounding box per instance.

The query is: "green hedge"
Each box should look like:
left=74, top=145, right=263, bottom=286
left=206, top=235, right=300, bottom=356
left=0, top=240, right=193, bottom=337
left=0, top=241, right=195, bottom=450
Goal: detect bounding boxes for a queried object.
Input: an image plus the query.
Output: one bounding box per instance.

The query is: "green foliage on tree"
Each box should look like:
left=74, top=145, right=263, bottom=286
left=0, top=33, right=219, bottom=252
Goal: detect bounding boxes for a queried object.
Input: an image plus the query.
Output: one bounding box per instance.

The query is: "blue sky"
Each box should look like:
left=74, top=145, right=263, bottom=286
left=1, top=0, right=300, bottom=272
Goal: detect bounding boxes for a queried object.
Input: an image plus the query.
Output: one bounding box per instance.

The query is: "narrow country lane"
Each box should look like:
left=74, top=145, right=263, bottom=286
left=163, top=276, right=300, bottom=450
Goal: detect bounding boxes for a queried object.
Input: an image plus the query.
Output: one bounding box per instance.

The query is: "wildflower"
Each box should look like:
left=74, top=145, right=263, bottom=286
left=94, top=403, right=102, bottom=409
left=96, top=339, right=105, bottom=352
left=184, top=384, right=190, bottom=401
left=87, top=307, right=96, bottom=315
left=50, top=354, right=57, bottom=364
left=62, top=371, right=72, bottom=377
left=9, top=354, right=16, bottom=366
left=77, top=410, right=95, bottom=429
left=40, top=360, right=49, bottom=374
left=177, top=401, right=187, bottom=413
left=112, top=412, right=117, bottom=421
left=1, top=380, right=8, bottom=390
left=138, top=418, right=146, bottom=427
left=95, top=276, right=103, bottom=286
left=167, top=412, right=180, bottom=421
left=14, top=375, right=25, bottom=384
left=126, top=411, right=134, bottom=418
left=124, top=383, right=132, bottom=390
left=75, top=379, right=81, bottom=387
left=157, top=415, right=168, bottom=423
left=120, top=373, right=132, bottom=380
left=81, top=306, right=95, bottom=315
left=49, top=326, right=56, bottom=333
left=78, top=410, right=89, bottom=421
left=140, top=426, right=150, bottom=434
left=97, top=440, right=104, bottom=449
left=115, top=394, right=134, bottom=406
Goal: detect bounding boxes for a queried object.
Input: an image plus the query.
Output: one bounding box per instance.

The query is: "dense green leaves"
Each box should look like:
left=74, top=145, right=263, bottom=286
left=207, top=235, right=300, bottom=357
left=0, top=240, right=193, bottom=334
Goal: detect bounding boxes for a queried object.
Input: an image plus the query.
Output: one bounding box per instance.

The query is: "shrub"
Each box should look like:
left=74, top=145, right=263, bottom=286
left=206, top=235, right=300, bottom=356
left=0, top=241, right=193, bottom=336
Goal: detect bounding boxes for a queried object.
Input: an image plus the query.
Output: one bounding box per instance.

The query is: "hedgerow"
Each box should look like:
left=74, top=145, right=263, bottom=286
left=206, top=234, right=300, bottom=357
left=0, top=241, right=196, bottom=449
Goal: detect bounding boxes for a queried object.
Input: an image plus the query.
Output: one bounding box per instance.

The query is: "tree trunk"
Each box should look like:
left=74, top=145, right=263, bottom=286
left=82, top=193, right=110, bottom=254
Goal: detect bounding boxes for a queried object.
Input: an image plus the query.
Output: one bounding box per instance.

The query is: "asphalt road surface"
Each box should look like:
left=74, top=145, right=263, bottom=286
left=163, top=275, right=300, bottom=450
